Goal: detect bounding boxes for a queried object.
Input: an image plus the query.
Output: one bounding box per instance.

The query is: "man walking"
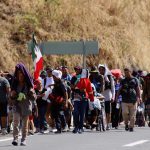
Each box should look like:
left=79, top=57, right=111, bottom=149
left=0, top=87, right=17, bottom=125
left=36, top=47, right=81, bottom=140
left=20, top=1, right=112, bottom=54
left=0, top=73, right=10, bottom=135
left=116, top=68, right=141, bottom=132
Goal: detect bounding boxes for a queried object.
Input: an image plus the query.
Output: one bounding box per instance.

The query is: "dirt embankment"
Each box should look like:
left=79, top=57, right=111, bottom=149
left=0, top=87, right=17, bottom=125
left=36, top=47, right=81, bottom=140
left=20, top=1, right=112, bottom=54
left=0, top=0, right=150, bottom=72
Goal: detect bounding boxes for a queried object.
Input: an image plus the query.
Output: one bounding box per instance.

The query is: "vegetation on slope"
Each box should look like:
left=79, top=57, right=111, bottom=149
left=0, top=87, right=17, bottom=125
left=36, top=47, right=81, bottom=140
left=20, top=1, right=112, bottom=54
left=0, top=0, right=150, bottom=72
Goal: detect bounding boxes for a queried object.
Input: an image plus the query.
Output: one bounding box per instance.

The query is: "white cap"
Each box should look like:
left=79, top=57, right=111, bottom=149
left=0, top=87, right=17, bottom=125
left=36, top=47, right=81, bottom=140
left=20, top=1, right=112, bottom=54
left=52, top=70, right=62, bottom=79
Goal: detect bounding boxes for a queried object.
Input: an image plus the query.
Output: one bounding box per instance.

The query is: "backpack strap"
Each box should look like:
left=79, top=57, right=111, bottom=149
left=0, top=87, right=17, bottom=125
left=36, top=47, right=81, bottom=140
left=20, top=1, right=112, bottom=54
left=44, top=78, right=47, bottom=88
left=133, top=77, right=139, bottom=87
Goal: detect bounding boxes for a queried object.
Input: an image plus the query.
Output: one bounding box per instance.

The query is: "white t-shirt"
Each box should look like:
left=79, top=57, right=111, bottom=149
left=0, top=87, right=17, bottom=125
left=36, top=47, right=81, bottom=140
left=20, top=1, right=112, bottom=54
left=102, top=76, right=115, bottom=101
left=42, top=77, right=54, bottom=89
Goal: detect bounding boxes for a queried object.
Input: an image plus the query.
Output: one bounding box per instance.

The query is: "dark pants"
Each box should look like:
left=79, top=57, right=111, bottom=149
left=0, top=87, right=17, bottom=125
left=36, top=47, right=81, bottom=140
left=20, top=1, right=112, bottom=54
left=0, top=102, right=8, bottom=129
left=51, top=103, right=66, bottom=131
left=111, top=102, right=119, bottom=128
left=34, top=104, right=47, bottom=130
left=0, top=102, right=8, bottom=117
left=73, top=100, right=87, bottom=130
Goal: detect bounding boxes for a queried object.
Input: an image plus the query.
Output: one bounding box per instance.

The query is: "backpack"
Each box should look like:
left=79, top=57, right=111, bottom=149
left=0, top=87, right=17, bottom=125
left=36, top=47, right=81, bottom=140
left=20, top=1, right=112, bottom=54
left=121, top=77, right=138, bottom=103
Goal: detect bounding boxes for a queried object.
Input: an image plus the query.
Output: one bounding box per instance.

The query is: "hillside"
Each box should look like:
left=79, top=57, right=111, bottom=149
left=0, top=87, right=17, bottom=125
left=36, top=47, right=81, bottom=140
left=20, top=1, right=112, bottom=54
left=0, top=0, right=150, bottom=72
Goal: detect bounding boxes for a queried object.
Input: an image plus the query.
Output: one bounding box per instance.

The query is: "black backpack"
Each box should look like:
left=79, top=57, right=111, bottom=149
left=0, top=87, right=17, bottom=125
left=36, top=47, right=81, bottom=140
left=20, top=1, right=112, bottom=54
left=121, top=77, right=139, bottom=102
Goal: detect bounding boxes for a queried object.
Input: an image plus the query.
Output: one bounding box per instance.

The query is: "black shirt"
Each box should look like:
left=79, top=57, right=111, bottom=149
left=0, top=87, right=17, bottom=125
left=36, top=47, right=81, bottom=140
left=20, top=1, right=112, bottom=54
left=120, top=77, right=139, bottom=103
left=52, top=80, right=67, bottom=98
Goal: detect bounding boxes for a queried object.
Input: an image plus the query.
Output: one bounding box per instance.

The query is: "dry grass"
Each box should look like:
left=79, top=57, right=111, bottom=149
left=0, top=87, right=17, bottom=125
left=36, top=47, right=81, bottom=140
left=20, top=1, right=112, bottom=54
left=0, top=0, right=150, bottom=72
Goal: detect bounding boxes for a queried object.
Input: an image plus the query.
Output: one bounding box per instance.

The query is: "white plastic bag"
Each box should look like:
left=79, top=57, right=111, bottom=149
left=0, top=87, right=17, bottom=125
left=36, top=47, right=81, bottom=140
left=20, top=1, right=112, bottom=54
left=93, top=98, right=101, bottom=110
left=89, top=101, right=94, bottom=111
left=42, top=87, right=52, bottom=101
left=137, top=105, right=144, bottom=113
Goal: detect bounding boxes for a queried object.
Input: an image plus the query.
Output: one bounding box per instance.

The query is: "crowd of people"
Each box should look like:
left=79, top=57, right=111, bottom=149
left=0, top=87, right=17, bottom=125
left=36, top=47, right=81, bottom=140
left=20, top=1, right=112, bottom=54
left=0, top=62, right=150, bottom=146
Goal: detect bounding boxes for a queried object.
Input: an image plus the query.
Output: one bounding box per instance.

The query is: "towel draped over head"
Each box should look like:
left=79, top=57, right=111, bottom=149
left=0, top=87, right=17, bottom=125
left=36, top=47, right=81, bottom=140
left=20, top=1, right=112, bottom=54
left=98, top=64, right=112, bottom=82
left=11, top=63, right=33, bottom=90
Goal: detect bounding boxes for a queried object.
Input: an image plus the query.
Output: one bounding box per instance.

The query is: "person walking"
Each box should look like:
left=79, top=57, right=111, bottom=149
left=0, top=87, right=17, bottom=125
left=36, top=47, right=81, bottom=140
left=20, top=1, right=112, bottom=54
left=98, top=64, right=115, bottom=130
left=0, top=73, right=10, bottom=135
left=143, top=73, right=150, bottom=126
left=9, top=63, right=36, bottom=146
left=72, top=69, right=94, bottom=134
left=116, top=68, right=141, bottom=132
left=49, top=70, right=68, bottom=133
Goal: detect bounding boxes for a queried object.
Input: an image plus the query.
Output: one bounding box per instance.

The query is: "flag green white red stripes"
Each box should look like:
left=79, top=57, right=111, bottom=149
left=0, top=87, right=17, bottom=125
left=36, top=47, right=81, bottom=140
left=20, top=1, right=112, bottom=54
left=31, top=35, right=43, bottom=79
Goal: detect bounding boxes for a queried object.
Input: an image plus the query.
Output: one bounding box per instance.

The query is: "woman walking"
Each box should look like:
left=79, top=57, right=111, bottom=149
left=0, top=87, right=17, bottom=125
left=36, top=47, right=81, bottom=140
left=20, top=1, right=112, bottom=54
left=9, top=63, right=36, bottom=146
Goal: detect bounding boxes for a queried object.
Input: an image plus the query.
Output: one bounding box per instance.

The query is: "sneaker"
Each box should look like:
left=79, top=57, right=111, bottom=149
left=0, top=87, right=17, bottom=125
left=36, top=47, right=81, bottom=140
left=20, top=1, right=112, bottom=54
left=20, top=141, right=26, bottom=146
left=52, top=128, right=57, bottom=133
left=62, top=125, right=68, bottom=132
left=125, top=124, right=129, bottom=131
left=78, top=129, right=83, bottom=134
left=129, top=127, right=134, bottom=132
left=40, top=129, right=44, bottom=134
left=43, top=129, right=49, bottom=134
left=72, top=128, right=78, bottom=134
left=28, top=130, right=34, bottom=135
left=40, top=129, right=48, bottom=134
left=91, top=123, right=97, bottom=129
left=1, top=128, right=8, bottom=135
left=49, top=127, right=53, bottom=132
left=82, top=128, right=84, bottom=132
left=35, top=128, right=40, bottom=133
left=12, top=139, right=18, bottom=146
left=7, top=126, right=10, bottom=133
left=106, top=126, right=110, bottom=130
left=54, top=130, right=61, bottom=134
left=84, top=124, right=91, bottom=129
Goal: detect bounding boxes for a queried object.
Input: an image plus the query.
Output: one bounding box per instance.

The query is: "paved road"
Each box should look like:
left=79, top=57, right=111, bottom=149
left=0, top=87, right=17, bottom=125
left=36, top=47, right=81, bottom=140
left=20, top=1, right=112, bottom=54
left=0, top=126, right=150, bottom=150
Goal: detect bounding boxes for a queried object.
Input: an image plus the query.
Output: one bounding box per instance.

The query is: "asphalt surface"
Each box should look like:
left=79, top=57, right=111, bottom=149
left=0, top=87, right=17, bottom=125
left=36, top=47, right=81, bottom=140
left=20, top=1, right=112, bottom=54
left=0, top=125, right=150, bottom=150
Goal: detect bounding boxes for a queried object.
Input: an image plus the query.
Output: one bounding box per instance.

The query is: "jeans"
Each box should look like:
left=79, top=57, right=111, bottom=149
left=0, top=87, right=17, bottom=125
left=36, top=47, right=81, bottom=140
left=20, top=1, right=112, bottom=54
left=51, top=104, right=66, bottom=131
left=73, top=100, right=87, bottom=129
left=34, top=105, right=47, bottom=130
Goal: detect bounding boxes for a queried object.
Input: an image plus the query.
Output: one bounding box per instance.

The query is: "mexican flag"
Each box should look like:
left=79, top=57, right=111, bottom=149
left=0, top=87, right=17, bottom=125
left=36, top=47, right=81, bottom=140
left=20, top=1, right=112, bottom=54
left=31, top=35, right=43, bottom=79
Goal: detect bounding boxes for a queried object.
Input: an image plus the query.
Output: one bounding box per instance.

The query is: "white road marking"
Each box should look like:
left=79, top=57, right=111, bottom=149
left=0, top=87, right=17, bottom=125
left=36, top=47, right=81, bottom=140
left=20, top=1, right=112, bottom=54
left=123, top=140, right=149, bottom=147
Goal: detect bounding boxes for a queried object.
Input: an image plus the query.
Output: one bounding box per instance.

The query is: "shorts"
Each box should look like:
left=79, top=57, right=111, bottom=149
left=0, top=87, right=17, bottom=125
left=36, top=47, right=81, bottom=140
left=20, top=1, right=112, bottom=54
left=105, top=101, right=111, bottom=114
left=0, top=102, right=8, bottom=117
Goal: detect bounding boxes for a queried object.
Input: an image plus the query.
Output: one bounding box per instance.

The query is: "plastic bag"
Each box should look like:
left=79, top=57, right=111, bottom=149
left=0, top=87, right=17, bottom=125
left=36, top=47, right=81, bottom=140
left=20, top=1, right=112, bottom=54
left=93, top=98, right=102, bottom=110
left=42, top=87, right=52, bottom=101
left=17, top=92, right=26, bottom=101
left=89, top=101, right=94, bottom=111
